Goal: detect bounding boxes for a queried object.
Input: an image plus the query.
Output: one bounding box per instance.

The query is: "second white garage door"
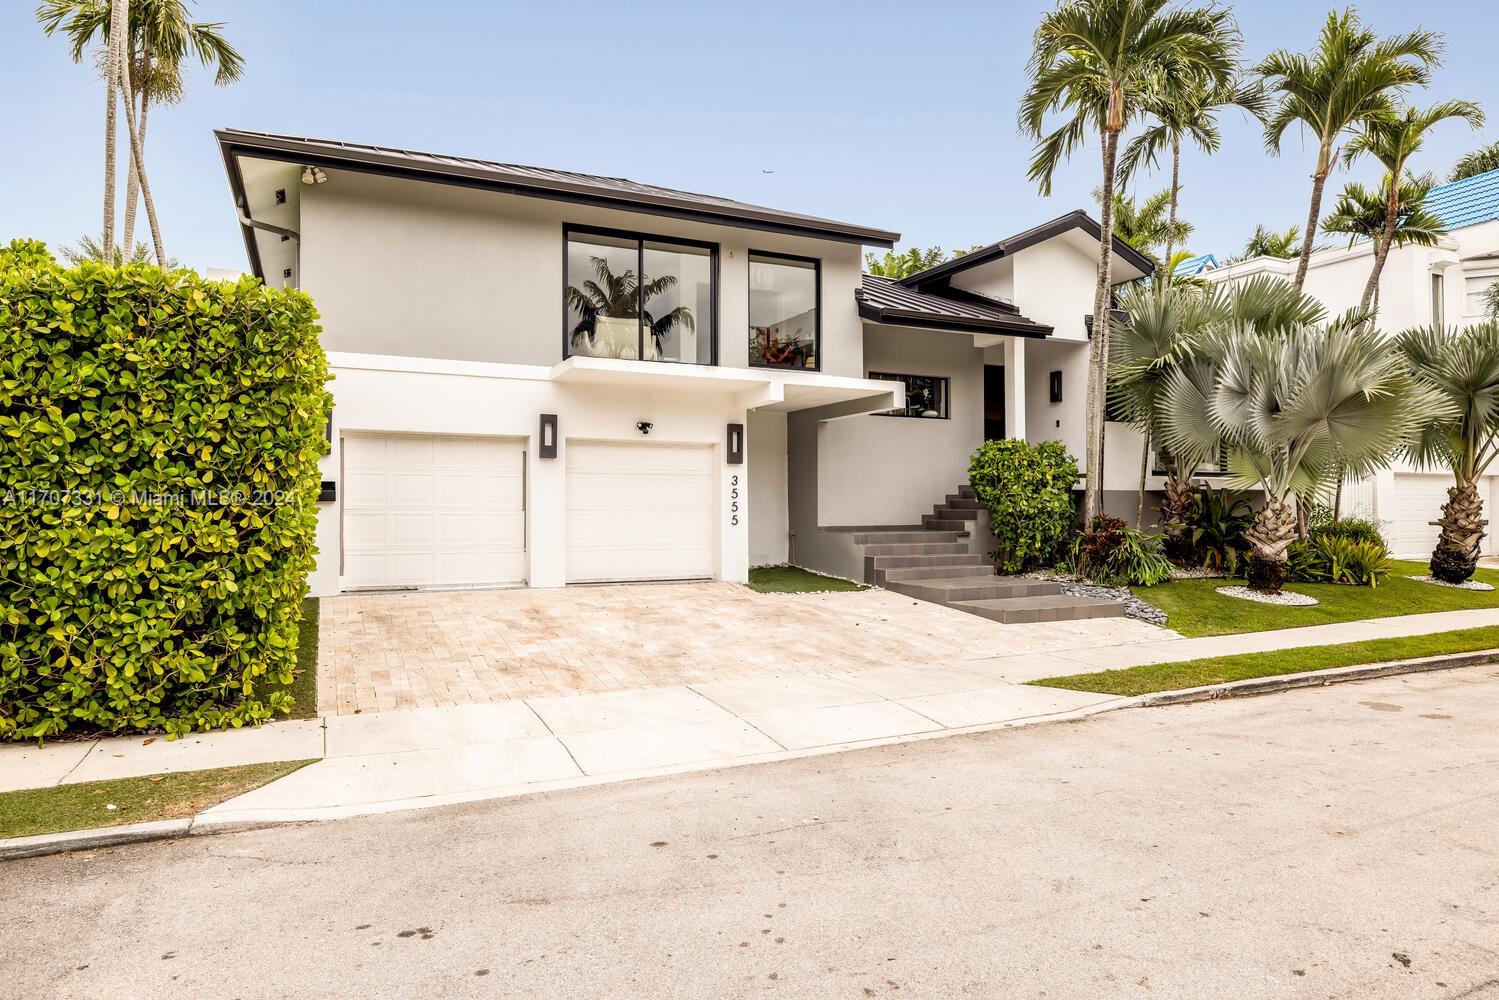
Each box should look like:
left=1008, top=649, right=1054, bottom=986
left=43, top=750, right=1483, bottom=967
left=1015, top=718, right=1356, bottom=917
left=342, top=433, right=526, bottom=589
left=566, top=441, right=715, bottom=583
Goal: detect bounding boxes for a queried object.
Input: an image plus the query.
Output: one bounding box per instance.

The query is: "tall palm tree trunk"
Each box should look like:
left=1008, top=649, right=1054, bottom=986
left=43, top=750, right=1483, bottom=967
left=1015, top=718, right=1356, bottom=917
left=1358, top=179, right=1401, bottom=320
left=123, top=54, right=152, bottom=252
left=117, top=48, right=165, bottom=266
left=1431, top=477, right=1487, bottom=582
left=1085, top=126, right=1121, bottom=523
left=1293, top=142, right=1334, bottom=290
left=1160, top=139, right=1181, bottom=287
left=101, top=0, right=127, bottom=263
left=1137, top=435, right=1149, bottom=527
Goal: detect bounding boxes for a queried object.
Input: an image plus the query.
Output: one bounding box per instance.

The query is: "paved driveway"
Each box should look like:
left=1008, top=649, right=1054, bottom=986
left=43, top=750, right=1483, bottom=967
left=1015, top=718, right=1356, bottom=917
left=318, top=583, right=1163, bottom=715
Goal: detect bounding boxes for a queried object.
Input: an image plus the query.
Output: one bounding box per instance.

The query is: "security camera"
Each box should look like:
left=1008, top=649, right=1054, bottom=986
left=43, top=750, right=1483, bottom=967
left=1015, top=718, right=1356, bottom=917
left=636, top=421, right=653, bottom=435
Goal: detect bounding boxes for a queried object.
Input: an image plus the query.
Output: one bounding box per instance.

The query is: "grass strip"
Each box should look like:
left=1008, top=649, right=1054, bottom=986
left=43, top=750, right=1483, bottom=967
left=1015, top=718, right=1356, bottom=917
left=1030, top=625, right=1499, bottom=698
left=748, top=566, right=866, bottom=594
left=0, top=760, right=316, bottom=840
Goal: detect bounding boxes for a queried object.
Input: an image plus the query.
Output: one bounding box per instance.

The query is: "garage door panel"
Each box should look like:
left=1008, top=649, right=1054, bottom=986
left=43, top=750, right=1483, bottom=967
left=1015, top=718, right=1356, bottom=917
left=565, top=442, right=715, bottom=583
left=343, top=433, right=526, bottom=589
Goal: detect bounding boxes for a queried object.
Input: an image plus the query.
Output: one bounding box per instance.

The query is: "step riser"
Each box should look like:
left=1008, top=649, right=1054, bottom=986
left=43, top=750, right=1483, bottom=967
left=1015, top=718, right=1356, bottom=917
left=853, top=531, right=962, bottom=545
left=861, top=543, right=971, bottom=556
left=866, top=553, right=988, bottom=569
left=952, top=600, right=1126, bottom=625
left=876, top=565, right=998, bottom=584
left=931, top=507, right=980, bottom=520
left=887, top=579, right=1063, bottom=603
left=944, top=497, right=984, bottom=510
left=958, top=485, right=976, bottom=499
left=919, top=518, right=970, bottom=532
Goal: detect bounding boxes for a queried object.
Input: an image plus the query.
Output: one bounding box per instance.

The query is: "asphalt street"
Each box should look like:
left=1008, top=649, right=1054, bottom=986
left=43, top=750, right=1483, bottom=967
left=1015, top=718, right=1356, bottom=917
left=4, top=665, right=1498, bottom=999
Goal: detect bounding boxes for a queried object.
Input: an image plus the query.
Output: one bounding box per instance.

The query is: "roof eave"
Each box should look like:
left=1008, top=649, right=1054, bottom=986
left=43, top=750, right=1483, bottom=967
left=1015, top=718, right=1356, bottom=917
left=858, top=301, right=1052, bottom=339
left=214, top=129, right=899, bottom=249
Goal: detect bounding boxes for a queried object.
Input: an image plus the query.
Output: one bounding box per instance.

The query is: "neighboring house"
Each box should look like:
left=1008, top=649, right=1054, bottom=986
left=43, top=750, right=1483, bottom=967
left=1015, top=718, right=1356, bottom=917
left=216, top=129, right=1149, bottom=598
left=1203, top=168, right=1499, bottom=558
left=1172, top=253, right=1219, bottom=278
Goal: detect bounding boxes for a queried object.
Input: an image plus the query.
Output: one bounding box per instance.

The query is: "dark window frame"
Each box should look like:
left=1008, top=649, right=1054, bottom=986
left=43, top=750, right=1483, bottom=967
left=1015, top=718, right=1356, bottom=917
left=562, top=223, right=719, bottom=366
left=868, top=371, right=951, bottom=420
left=748, top=249, right=821, bottom=372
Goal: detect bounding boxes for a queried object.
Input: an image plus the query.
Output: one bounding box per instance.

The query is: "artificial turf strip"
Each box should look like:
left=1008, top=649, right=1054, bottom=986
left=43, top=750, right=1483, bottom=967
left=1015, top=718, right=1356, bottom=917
left=1029, top=624, right=1499, bottom=698
left=748, top=565, right=866, bottom=594
left=0, top=760, right=316, bottom=841
left=282, top=596, right=320, bottom=720
left=1135, top=560, right=1499, bottom=637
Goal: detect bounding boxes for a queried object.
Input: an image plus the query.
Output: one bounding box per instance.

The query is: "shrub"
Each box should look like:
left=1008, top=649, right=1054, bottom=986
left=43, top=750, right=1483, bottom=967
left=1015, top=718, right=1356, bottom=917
left=1187, top=488, right=1251, bottom=572
left=0, top=241, right=331, bottom=741
left=1288, top=525, right=1392, bottom=587
left=1071, top=514, right=1173, bottom=586
left=968, top=439, right=1078, bottom=574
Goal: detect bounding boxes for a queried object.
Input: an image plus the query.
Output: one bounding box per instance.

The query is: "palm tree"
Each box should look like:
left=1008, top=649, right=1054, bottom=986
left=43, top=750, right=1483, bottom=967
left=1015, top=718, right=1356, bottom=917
left=1395, top=322, right=1499, bottom=582
left=1450, top=140, right=1499, bottom=182
left=1106, top=187, right=1187, bottom=268
left=61, top=233, right=178, bottom=267
left=1121, top=75, right=1267, bottom=285
left=1230, top=224, right=1302, bottom=263
left=1339, top=101, right=1484, bottom=317
left=865, top=246, right=947, bottom=279
left=1256, top=8, right=1443, bottom=289
left=567, top=256, right=694, bottom=357
left=37, top=0, right=244, bottom=255
left=1322, top=173, right=1445, bottom=315
left=1020, top=0, right=1237, bottom=522
left=1160, top=283, right=1416, bottom=592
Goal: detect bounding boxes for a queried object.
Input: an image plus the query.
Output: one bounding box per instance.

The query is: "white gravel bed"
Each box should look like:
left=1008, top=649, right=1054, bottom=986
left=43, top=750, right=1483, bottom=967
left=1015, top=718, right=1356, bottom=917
left=1215, top=585, right=1319, bottom=606
left=1408, top=574, right=1495, bottom=591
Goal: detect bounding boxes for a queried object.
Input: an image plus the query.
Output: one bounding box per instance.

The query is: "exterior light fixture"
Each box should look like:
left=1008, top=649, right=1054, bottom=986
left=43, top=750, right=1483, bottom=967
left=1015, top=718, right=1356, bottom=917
left=636, top=421, right=653, bottom=435
left=726, top=423, right=744, bottom=465
left=300, top=165, right=328, bottom=185
left=539, top=413, right=558, bottom=459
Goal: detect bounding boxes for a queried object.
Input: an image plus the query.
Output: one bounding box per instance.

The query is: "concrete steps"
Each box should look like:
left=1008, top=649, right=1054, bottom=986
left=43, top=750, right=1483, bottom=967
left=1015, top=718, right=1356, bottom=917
left=840, top=480, right=1125, bottom=626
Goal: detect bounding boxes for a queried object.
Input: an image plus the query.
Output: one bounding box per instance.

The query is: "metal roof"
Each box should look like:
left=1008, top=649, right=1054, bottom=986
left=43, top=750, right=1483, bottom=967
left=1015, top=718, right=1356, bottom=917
left=215, top=128, right=899, bottom=249
left=1173, top=253, right=1219, bottom=276
left=857, top=274, right=1051, bottom=338
left=1428, top=168, right=1499, bottom=232
left=896, top=210, right=1155, bottom=291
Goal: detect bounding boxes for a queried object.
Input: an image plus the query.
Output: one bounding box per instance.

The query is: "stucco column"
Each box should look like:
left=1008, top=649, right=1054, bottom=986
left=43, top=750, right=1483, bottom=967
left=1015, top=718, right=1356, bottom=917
left=1005, top=337, right=1027, bottom=440
left=528, top=435, right=567, bottom=588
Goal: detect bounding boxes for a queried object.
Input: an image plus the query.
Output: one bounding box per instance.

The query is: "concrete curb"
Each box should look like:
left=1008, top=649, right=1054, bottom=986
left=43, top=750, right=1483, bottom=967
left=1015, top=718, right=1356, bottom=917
left=6, top=649, right=1495, bottom=861
left=1124, top=648, right=1499, bottom=708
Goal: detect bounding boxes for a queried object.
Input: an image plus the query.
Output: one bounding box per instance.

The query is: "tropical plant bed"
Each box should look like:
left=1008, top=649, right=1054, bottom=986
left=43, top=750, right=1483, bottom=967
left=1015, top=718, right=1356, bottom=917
left=1029, top=624, right=1499, bottom=698
left=0, top=760, right=315, bottom=840
left=747, top=566, right=866, bottom=594
left=1135, top=560, right=1499, bottom=637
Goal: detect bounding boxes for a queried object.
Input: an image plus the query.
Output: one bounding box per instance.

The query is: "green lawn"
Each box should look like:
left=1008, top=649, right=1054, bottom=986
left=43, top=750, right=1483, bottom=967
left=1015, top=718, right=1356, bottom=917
left=1030, top=624, right=1499, bottom=697
left=0, top=760, right=315, bottom=840
left=748, top=566, right=866, bottom=594
left=1138, top=560, right=1499, bottom=637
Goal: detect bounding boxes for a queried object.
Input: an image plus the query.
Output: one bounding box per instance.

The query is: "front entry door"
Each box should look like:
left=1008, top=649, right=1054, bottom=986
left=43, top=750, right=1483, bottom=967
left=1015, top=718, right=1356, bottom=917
left=984, top=364, right=1005, bottom=440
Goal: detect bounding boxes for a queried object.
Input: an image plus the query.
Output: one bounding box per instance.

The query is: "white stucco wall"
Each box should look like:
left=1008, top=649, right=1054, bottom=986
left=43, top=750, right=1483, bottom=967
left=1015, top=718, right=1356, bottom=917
left=813, top=324, right=984, bottom=526
left=747, top=409, right=789, bottom=565
left=298, top=169, right=865, bottom=375
left=311, top=354, right=750, bottom=596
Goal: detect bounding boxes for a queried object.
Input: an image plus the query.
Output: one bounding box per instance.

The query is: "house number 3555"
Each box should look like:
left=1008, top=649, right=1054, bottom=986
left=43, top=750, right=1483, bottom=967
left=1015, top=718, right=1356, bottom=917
left=729, top=474, right=740, bottom=526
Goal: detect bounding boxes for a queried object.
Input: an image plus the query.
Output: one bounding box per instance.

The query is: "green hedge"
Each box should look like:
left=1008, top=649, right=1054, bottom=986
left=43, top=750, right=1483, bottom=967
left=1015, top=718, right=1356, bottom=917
left=968, top=438, right=1079, bottom=574
left=0, top=240, right=331, bottom=741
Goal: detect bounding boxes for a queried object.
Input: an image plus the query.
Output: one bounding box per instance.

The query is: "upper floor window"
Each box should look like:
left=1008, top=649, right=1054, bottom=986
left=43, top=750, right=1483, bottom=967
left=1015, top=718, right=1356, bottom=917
left=565, top=226, right=715, bottom=365
left=1466, top=274, right=1498, bottom=317
left=749, top=251, right=819, bottom=369
left=871, top=372, right=949, bottom=419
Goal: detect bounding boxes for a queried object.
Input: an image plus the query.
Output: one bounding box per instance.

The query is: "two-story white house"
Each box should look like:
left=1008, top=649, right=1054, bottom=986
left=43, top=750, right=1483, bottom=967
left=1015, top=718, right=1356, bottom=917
left=216, top=129, right=1151, bottom=607
left=1201, top=168, right=1499, bottom=558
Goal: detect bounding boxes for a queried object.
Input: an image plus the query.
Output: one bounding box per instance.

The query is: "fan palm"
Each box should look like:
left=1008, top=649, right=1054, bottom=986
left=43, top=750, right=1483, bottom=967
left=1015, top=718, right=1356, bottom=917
left=1256, top=8, right=1443, bottom=289
left=1160, top=283, right=1419, bottom=592
left=1340, top=101, right=1484, bottom=317
left=1020, top=0, right=1237, bottom=522
left=1394, top=322, right=1499, bottom=582
left=1322, top=173, right=1445, bottom=315
left=1121, top=75, right=1267, bottom=285
left=37, top=0, right=244, bottom=257
left=567, top=256, right=694, bottom=357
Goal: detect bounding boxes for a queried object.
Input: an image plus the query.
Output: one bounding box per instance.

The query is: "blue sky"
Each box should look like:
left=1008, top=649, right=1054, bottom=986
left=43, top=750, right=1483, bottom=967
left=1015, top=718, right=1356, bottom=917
left=3, top=0, right=1493, bottom=271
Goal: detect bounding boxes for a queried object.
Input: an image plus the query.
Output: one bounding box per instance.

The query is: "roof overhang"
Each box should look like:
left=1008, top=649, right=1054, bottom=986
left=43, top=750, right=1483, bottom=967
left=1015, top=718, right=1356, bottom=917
left=217, top=128, right=899, bottom=278
left=550, top=356, right=901, bottom=413
left=857, top=299, right=1053, bottom=338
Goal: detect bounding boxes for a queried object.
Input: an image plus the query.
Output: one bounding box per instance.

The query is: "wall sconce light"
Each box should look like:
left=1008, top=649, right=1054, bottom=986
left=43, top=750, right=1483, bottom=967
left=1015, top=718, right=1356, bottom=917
left=726, top=422, right=744, bottom=465
left=1049, top=370, right=1063, bottom=404
left=636, top=421, right=653, bottom=435
left=539, top=413, right=558, bottom=459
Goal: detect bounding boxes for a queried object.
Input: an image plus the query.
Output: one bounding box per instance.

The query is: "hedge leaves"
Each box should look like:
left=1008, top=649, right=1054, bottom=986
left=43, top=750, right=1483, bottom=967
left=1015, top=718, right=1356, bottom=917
left=0, top=240, right=331, bottom=741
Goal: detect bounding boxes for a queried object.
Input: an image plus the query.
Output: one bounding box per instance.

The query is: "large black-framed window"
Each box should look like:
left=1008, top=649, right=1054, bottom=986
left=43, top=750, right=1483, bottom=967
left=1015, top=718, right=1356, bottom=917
left=564, top=225, right=717, bottom=365
left=749, top=250, right=820, bottom=370
left=870, top=372, right=950, bottom=419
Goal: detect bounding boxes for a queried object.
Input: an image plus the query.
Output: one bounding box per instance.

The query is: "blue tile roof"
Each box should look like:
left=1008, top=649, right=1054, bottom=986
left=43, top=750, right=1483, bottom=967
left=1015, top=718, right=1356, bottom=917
left=1427, top=168, right=1499, bottom=231
left=1173, top=253, right=1219, bottom=276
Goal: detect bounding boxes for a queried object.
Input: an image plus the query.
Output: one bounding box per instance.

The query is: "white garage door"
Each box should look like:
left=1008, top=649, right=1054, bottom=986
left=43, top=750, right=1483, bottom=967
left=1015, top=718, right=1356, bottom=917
left=1390, top=473, right=1496, bottom=559
left=342, top=433, right=526, bottom=589
left=566, top=441, right=714, bottom=583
